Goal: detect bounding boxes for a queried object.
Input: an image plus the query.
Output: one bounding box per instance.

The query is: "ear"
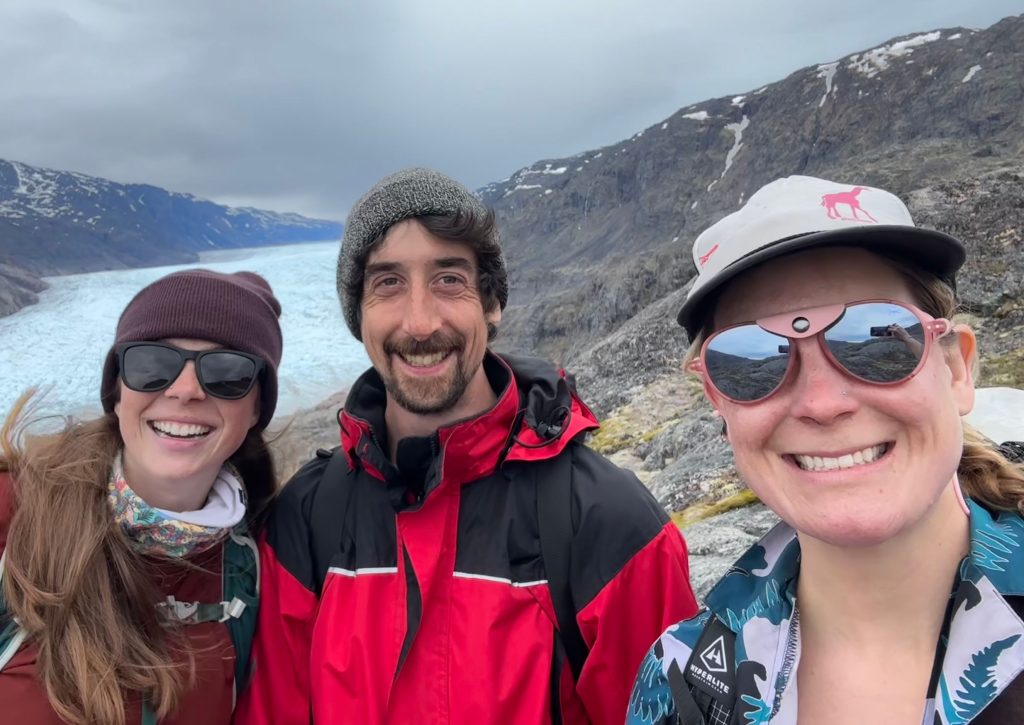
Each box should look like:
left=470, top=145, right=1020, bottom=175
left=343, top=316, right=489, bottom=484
left=946, top=324, right=977, bottom=416
left=701, top=374, right=724, bottom=412
left=687, top=358, right=726, bottom=417
left=485, top=304, right=502, bottom=327
left=249, top=388, right=261, bottom=428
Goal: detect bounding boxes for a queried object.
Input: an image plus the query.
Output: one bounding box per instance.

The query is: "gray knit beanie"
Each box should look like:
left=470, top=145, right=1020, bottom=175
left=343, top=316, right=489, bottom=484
left=100, top=269, right=283, bottom=430
left=336, top=167, right=508, bottom=340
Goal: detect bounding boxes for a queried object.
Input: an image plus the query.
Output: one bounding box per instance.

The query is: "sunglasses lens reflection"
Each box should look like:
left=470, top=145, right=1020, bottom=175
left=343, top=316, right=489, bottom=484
left=823, top=302, right=925, bottom=383
left=704, top=302, right=928, bottom=402
left=199, top=352, right=259, bottom=399
left=705, top=326, right=791, bottom=402
left=122, top=345, right=184, bottom=392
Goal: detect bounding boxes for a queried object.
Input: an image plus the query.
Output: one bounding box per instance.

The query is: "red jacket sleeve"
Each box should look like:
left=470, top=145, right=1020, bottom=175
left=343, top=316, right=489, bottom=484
left=573, top=522, right=698, bottom=725
left=233, top=534, right=319, bottom=724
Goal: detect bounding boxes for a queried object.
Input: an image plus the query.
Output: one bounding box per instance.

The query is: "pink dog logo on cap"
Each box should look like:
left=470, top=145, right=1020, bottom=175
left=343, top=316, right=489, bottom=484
left=820, top=187, right=878, bottom=223
left=698, top=243, right=720, bottom=268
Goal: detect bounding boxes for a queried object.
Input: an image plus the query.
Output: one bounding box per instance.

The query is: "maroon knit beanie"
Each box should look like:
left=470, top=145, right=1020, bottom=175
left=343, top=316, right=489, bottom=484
left=100, top=269, right=283, bottom=429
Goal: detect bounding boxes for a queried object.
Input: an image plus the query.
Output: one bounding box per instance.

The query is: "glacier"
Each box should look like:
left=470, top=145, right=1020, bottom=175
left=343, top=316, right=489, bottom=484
left=0, top=241, right=369, bottom=426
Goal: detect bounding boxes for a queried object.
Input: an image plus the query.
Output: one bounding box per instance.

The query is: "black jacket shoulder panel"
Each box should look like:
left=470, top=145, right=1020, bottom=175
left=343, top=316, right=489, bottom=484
left=263, top=453, right=333, bottom=592
left=568, top=442, right=672, bottom=609
left=267, top=450, right=400, bottom=594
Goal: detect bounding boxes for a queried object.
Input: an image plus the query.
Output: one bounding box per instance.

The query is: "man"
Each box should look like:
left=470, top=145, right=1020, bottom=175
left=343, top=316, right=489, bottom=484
left=236, top=168, right=698, bottom=724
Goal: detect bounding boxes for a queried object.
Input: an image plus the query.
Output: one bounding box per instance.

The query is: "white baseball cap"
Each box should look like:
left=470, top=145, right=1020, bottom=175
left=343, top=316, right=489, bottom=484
left=677, top=175, right=966, bottom=337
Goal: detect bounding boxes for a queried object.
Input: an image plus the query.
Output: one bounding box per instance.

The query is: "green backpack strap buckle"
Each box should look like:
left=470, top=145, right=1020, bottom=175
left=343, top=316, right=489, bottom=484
left=156, top=595, right=248, bottom=624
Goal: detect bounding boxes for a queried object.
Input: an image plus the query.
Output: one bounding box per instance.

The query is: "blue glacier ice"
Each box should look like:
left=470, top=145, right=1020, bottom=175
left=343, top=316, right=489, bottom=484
left=0, top=241, right=369, bottom=426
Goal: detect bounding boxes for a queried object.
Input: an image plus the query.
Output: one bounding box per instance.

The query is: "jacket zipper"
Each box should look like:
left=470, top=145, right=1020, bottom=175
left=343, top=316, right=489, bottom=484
left=771, top=604, right=800, bottom=718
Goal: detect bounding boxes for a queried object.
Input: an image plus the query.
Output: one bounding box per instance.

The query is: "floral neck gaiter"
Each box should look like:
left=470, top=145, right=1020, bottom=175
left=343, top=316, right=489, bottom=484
left=107, top=453, right=247, bottom=558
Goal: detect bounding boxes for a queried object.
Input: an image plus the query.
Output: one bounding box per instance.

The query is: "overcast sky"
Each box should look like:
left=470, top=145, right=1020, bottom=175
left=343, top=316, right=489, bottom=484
left=1, top=0, right=1020, bottom=220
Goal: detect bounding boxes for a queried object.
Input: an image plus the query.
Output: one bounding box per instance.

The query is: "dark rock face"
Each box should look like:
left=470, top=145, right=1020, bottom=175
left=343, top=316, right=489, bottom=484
left=486, top=16, right=1024, bottom=363
left=0, top=262, right=48, bottom=317
left=683, top=504, right=781, bottom=600
left=0, top=160, right=343, bottom=277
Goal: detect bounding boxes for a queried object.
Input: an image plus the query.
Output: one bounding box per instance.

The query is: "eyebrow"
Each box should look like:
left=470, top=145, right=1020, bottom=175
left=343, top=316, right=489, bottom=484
left=364, top=261, right=401, bottom=277
left=434, top=257, right=474, bottom=271
left=364, top=257, right=475, bottom=277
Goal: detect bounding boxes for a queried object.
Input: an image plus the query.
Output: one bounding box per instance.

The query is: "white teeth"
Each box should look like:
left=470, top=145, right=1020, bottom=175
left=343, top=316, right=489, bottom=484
left=401, top=352, right=448, bottom=368
left=794, top=444, right=886, bottom=472
left=151, top=421, right=211, bottom=438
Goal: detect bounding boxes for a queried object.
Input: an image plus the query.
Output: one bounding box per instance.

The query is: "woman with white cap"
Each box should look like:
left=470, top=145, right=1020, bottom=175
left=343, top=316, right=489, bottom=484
left=0, top=269, right=282, bottom=725
left=627, top=176, right=1024, bottom=724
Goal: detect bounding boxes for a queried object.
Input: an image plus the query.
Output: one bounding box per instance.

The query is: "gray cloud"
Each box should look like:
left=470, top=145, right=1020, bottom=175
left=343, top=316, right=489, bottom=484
left=0, top=0, right=1019, bottom=219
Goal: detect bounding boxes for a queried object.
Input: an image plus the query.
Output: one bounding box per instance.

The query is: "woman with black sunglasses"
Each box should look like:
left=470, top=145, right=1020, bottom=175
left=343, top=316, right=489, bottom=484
left=627, top=176, right=1024, bottom=725
left=0, top=269, right=282, bottom=725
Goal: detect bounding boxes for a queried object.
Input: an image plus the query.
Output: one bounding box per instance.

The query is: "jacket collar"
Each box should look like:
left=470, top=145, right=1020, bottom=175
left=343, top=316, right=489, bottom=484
left=337, top=351, right=599, bottom=493
left=705, top=499, right=1024, bottom=627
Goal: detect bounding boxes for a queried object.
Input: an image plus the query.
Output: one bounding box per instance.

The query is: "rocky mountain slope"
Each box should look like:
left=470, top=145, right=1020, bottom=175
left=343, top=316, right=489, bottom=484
left=488, top=15, right=1024, bottom=364
left=0, top=159, right=343, bottom=316
left=0, top=263, right=48, bottom=318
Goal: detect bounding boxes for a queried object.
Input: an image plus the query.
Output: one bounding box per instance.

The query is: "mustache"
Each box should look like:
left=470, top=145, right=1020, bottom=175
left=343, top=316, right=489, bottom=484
left=384, top=332, right=464, bottom=357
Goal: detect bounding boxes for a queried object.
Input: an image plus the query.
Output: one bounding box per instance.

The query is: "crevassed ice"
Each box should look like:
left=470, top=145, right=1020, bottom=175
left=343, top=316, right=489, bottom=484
left=0, top=241, right=369, bottom=426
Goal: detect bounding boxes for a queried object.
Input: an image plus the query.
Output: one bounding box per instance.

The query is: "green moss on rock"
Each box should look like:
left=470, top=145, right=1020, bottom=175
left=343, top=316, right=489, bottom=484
left=672, top=488, right=761, bottom=528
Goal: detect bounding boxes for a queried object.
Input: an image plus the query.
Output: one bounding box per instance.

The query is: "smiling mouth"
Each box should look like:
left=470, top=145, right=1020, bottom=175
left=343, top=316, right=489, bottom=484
left=150, top=421, right=212, bottom=439
left=398, top=351, right=452, bottom=368
left=792, top=443, right=890, bottom=472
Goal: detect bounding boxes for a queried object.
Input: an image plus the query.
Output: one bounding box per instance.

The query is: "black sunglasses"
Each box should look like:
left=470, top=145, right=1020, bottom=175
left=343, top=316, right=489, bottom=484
left=115, top=342, right=265, bottom=400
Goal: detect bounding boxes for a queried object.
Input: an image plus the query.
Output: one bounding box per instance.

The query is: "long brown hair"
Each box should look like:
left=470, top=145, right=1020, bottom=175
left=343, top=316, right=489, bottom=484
left=684, top=248, right=1024, bottom=514
left=0, top=391, right=275, bottom=725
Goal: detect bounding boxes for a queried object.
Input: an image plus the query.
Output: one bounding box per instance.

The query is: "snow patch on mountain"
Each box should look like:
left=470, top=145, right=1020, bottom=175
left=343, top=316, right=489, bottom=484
left=721, top=116, right=750, bottom=179
left=962, top=64, right=982, bottom=82
left=816, top=62, right=839, bottom=107
left=847, top=31, right=941, bottom=78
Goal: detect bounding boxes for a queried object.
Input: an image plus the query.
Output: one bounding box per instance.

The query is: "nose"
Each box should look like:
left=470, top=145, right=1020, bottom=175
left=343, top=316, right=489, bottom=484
left=163, top=360, right=206, bottom=402
left=401, top=283, right=443, bottom=339
left=785, top=338, right=858, bottom=425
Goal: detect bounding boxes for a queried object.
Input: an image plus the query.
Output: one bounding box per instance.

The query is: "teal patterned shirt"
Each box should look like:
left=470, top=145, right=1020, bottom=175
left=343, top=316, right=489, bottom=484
left=627, top=499, right=1024, bottom=725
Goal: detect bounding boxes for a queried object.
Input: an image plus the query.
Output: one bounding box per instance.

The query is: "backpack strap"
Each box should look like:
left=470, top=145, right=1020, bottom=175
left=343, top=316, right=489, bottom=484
left=536, top=444, right=589, bottom=684
left=0, top=549, right=28, bottom=672
left=309, top=447, right=356, bottom=594
left=222, top=526, right=259, bottom=696
left=674, top=616, right=738, bottom=725
left=666, top=659, right=707, bottom=725
left=143, top=525, right=258, bottom=725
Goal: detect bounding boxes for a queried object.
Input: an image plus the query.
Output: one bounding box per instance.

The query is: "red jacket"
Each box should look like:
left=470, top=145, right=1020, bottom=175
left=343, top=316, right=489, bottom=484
left=0, top=471, right=239, bottom=725
left=236, top=353, right=698, bottom=724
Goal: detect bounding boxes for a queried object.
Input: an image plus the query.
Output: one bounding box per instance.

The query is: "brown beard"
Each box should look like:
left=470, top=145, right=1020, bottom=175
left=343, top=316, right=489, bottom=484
left=381, top=332, right=476, bottom=415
